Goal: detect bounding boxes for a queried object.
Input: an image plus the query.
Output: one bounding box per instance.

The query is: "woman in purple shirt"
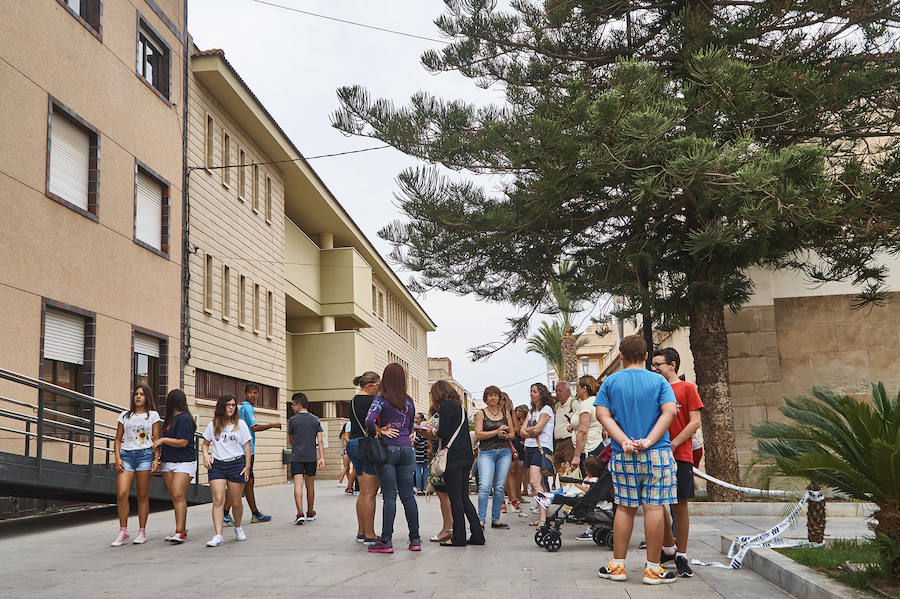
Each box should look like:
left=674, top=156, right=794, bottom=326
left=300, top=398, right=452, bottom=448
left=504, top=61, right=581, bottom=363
left=364, top=363, right=420, bottom=554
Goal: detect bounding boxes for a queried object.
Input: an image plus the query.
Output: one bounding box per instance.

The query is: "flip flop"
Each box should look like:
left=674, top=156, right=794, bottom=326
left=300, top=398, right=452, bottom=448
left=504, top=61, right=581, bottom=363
left=430, top=529, right=453, bottom=542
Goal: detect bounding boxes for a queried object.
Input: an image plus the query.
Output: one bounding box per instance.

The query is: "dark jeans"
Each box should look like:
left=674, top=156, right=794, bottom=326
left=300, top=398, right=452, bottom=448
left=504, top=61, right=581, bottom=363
left=444, top=460, right=483, bottom=544
left=414, top=462, right=429, bottom=490
left=375, top=445, right=419, bottom=543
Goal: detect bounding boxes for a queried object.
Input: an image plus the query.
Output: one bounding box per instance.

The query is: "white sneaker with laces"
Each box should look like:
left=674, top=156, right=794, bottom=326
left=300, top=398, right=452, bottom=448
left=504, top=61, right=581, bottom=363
left=110, top=531, right=129, bottom=547
left=206, top=535, right=224, bottom=547
left=234, top=527, right=246, bottom=541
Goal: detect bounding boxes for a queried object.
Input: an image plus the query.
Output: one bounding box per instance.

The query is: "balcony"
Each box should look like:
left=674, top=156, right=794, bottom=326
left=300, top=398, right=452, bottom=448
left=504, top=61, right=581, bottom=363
left=287, top=330, right=374, bottom=405
left=284, top=218, right=374, bottom=328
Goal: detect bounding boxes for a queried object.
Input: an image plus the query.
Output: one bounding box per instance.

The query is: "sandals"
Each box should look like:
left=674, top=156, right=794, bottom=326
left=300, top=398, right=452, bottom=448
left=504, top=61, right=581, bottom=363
left=430, top=528, right=453, bottom=542
left=529, top=520, right=545, bottom=527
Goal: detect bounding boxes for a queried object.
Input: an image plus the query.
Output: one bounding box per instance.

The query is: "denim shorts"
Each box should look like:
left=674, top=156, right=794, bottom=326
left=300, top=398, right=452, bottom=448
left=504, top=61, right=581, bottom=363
left=524, top=445, right=553, bottom=468
left=121, top=447, right=154, bottom=472
left=208, top=457, right=247, bottom=483
left=345, top=437, right=377, bottom=476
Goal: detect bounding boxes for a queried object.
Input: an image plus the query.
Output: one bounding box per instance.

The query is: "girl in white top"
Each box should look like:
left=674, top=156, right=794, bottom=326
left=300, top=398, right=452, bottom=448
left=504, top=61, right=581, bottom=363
left=111, top=384, right=161, bottom=547
left=520, top=383, right=555, bottom=526
left=201, top=394, right=252, bottom=547
left=570, top=375, right=605, bottom=471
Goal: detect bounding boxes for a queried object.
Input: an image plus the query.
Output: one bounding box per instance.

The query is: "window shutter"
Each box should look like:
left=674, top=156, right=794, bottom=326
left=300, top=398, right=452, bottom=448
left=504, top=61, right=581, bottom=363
left=43, top=309, right=85, bottom=365
left=133, top=333, right=160, bottom=358
left=48, top=112, right=90, bottom=210
left=135, top=171, right=163, bottom=250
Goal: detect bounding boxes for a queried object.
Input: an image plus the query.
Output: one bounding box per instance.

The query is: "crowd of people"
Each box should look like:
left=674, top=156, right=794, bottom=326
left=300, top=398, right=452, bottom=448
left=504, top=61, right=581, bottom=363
left=109, top=333, right=705, bottom=586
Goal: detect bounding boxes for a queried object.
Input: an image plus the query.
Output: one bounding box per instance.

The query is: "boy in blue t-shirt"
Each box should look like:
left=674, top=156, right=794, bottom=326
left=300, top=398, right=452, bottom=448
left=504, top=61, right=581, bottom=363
left=594, top=335, right=677, bottom=585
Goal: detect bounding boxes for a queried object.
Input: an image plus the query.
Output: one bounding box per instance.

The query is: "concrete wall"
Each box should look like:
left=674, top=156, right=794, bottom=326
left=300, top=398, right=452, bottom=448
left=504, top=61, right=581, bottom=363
left=184, top=68, right=287, bottom=486
left=0, top=1, right=185, bottom=449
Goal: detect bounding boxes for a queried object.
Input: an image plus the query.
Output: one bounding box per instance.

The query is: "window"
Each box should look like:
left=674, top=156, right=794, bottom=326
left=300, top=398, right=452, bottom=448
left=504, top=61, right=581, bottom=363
left=41, top=305, right=95, bottom=433
left=47, top=100, right=99, bottom=219
left=387, top=352, right=410, bottom=384
left=222, top=132, right=231, bottom=186
left=137, top=19, right=171, bottom=99
left=252, top=165, right=259, bottom=212
left=238, top=274, right=246, bottom=327
left=410, top=324, right=418, bottom=351
left=205, top=114, right=214, bottom=169
left=133, top=333, right=161, bottom=405
left=371, top=285, right=377, bottom=316
left=265, top=176, right=272, bottom=223
left=253, top=283, right=260, bottom=333
left=222, top=265, right=231, bottom=321
left=238, top=148, right=246, bottom=201
left=195, top=369, right=278, bottom=410
left=57, top=0, right=101, bottom=38
left=266, top=290, right=273, bottom=338
left=134, top=162, right=169, bottom=255
left=378, top=291, right=384, bottom=320
left=386, top=295, right=409, bottom=340
left=203, top=253, right=213, bottom=313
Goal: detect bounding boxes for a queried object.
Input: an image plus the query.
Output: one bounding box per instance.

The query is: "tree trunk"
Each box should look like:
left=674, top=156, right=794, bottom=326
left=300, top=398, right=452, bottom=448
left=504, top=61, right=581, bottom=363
left=806, top=488, right=826, bottom=544
left=689, top=298, right=742, bottom=502
left=873, top=500, right=900, bottom=581
left=561, top=325, right=578, bottom=384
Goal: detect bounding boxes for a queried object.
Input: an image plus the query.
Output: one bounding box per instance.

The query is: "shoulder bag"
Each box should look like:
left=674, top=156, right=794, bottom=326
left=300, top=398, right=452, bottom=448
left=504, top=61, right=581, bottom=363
left=430, top=403, right=465, bottom=477
left=351, top=396, right=387, bottom=466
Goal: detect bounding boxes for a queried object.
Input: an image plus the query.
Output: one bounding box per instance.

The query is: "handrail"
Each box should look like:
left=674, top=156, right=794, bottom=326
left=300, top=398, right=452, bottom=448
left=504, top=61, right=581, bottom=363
left=0, top=367, right=125, bottom=413
left=0, top=395, right=116, bottom=430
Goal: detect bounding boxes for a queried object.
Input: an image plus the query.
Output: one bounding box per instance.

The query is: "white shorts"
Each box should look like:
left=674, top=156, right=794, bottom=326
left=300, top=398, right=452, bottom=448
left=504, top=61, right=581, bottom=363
left=159, top=461, right=197, bottom=479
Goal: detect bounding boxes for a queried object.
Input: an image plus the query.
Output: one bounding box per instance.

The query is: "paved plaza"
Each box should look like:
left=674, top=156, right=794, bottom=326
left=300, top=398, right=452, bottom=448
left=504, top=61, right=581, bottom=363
left=0, top=483, right=869, bottom=598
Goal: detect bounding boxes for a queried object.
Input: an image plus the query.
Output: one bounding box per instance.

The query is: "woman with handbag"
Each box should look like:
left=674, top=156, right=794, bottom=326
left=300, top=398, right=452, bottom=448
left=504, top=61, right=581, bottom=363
left=364, top=363, right=420, bottom=554
left=345, top=371, right=381, bottom=544
left=428, top=380, right=485, bottom=547
left=473, top=385, right=514, bottom=530
left=520, top=383, right=555, bottom=527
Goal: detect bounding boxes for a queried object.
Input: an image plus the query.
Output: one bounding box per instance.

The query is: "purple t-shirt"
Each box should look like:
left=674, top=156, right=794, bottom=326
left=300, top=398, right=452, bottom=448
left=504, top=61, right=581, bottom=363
left=364, top=394, right=415, bottom=447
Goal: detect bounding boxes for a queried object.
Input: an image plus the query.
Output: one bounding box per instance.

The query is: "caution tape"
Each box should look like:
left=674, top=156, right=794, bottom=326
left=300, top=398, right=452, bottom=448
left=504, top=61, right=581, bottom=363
left=691, top=469, right=825, bottom=568
left=693, top=469, right=825, bottom=500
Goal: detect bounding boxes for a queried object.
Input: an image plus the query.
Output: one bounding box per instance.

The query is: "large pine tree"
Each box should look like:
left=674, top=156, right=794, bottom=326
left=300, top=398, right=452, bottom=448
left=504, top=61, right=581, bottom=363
left=333, top=0, right=900, bottom=499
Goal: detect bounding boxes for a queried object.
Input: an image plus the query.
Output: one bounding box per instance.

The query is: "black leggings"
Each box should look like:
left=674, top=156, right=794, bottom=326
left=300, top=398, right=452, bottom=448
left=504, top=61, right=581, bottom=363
left=444, top=461, right=482, bottom=544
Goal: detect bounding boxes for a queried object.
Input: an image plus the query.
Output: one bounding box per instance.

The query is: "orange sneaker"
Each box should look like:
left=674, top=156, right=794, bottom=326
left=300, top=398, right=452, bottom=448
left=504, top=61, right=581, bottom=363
left=642, top=565, right=676, bottom=585
left=597, top=559, right=627, bottom=581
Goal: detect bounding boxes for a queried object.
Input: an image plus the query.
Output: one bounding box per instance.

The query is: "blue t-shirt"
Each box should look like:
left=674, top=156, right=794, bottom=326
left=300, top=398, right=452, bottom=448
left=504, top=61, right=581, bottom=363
left=594, top=368, right=676, bottom=453
left=239, top=401, right=258, bottom=455
left=159, top=412, right=196, bottom=463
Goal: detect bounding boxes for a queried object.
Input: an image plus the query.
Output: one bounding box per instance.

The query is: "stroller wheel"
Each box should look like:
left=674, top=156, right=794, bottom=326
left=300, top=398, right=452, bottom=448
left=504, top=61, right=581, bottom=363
left=534, top=530, right=546, bottom=547
left=544, top=530, right=562, bottom=552
left=605, top=530, right=615, bottom=549
left=592, top=528, right=607, bottom=546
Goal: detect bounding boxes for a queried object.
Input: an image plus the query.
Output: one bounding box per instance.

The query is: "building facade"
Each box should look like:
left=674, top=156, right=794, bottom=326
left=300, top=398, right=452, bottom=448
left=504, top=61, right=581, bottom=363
left=428, top=357, right=475, bottom=412
left=0, top=1, right=186, bottom=457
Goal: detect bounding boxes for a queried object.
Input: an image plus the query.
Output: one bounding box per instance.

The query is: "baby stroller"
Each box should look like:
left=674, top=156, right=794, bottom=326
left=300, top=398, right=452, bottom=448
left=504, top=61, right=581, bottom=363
left=533, top=471, right=615, bottom=552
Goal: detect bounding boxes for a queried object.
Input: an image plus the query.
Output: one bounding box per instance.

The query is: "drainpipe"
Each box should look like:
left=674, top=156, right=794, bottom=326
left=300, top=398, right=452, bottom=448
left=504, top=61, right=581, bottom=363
left=179, top=3, right=189, bottom=389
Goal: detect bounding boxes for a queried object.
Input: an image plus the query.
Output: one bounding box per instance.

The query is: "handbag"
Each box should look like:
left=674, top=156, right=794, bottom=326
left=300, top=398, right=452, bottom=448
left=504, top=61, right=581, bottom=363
left=430, top=403, right=465, bottom=477
left=351, top=397, right=387, bottom=466
left=538, top=445, right=555, bottom=477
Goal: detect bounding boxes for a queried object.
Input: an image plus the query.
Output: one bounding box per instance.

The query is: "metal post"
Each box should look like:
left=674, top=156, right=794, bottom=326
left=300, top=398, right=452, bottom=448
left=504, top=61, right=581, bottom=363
left=68, top=442, right=74, bottom=464
left=24, top=421, right=30, bottom=456
left=106, top=438, right=110, bottom=466
left=88, top=401, right=95, bottom=480
left=36, top=389, right=43, bottom=477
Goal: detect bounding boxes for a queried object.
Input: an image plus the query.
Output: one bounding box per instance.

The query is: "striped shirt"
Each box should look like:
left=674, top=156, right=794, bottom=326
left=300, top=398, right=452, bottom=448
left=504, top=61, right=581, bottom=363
left=413, top=432, right=429, bottom=463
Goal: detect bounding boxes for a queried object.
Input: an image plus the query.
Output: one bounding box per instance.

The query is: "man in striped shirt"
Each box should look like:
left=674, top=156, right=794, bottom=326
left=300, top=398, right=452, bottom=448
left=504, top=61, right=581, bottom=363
left=413, top=413, right=430, bottom=495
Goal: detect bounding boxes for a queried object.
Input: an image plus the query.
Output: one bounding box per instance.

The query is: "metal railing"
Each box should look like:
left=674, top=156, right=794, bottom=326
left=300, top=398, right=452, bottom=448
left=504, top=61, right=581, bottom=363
left=0, top=367, right=202, bottom=491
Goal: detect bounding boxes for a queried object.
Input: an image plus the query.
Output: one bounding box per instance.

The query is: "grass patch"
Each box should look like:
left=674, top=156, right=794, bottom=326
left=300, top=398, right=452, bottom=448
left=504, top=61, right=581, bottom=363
left=777, top=539, right=894, bottom=597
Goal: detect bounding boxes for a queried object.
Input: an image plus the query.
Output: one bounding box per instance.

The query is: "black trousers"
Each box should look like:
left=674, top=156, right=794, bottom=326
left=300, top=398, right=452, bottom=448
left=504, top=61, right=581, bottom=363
left=444, top=461, right=483, bottom=544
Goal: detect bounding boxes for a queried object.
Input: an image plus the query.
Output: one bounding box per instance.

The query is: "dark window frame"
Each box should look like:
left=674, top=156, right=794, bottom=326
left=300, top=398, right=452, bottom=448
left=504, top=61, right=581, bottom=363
left=132, top=158, right=170, bottom=258
left=56, top=0, right=103, bottom=41
left=131, top=325, right=169, bottom=413
left=45, top=97, right=100, bottom=222
left=135, top=13, right=172, bottom=102
left=39, top=298, right=96, bottom=440
left=195, top=369, right=278, bottom=411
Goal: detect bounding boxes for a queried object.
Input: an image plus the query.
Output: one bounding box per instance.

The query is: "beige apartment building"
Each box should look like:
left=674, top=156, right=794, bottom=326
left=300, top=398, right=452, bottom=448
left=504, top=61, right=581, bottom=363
left=185, top=48, right=435, bottom=482
left=428, top=357, right=476, bottom=412
left=0, top=1, right=186, bottom=454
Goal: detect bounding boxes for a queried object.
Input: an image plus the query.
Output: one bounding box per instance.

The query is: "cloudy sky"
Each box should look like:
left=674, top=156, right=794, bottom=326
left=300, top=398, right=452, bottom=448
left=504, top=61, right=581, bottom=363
left=188, top=0, right=576, bottom=405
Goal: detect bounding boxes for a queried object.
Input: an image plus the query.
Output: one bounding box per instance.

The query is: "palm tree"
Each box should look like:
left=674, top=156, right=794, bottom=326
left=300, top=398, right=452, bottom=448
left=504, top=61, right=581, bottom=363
left=750, top=384, right=900, bottom=580
left=547, top=260, right=584, bottom=384
left=526, top=321, right=588, bottom=380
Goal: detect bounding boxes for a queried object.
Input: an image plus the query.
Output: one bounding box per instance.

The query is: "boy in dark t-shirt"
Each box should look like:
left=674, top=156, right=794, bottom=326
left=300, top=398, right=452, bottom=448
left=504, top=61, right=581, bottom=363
left=287, top=393, right=325, bottom=525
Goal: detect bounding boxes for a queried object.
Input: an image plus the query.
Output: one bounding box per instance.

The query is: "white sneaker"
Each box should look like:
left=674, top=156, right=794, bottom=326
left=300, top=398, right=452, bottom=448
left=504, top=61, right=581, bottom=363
left=132, top=531, right=147, bottom=544
left=110, top=530, right=129, bottom=547
left=206, top=535, right=224, bottom=547
left=530, top=504, right=540, bottom=513
left=234, top=527, right=246, bottom=541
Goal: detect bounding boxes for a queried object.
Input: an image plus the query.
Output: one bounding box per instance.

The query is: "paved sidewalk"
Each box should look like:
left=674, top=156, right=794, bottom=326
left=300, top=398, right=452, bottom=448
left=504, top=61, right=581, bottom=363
left=0, top=483, right=869, bottom=598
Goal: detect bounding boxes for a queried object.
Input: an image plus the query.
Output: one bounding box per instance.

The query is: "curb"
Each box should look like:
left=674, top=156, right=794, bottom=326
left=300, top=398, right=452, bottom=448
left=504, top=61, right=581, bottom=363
left=720, top=535, right=871, bottom=599
left=690, top=501, right=873, bottom=517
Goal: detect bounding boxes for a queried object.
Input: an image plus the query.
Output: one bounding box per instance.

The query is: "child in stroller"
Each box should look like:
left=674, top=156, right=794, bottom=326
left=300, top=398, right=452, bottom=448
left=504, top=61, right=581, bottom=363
left=533, top=456, right=615, bottom=552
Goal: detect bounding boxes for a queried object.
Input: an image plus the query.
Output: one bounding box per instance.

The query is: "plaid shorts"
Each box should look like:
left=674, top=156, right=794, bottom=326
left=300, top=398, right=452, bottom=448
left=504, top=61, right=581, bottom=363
left=609, top=448, right=677, bottom=507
